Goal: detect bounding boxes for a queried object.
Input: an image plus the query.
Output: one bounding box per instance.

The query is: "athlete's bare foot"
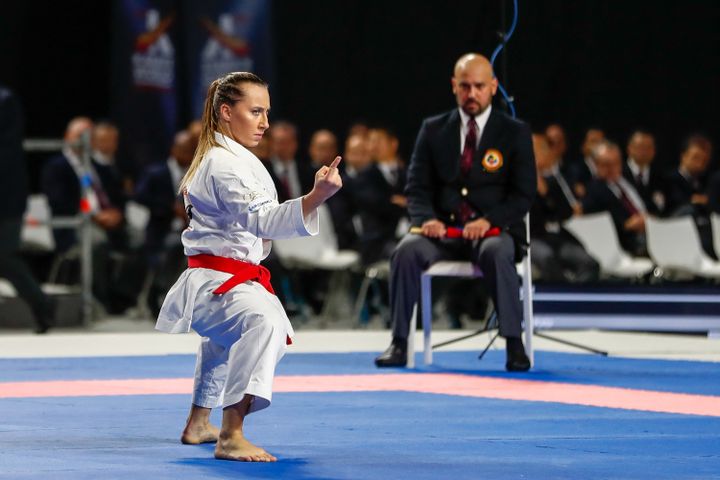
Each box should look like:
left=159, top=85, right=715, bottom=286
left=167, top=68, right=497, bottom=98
left=181, top=421, right=220, bottom=444
left=181, top=404, right=219, bottom=444
left=214, top=433, right=277, bottom=462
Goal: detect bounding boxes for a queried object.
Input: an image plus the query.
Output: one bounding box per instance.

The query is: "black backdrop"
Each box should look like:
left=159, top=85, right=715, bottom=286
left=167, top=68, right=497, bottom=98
left=1, top=0, right=718, bottom=173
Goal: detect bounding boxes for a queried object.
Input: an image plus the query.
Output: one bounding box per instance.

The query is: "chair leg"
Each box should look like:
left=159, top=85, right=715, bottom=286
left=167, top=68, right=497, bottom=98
left=407, top=303, right=417, bottom=369
left=352, top=269, right=374, bottom=326
left=521, top=254, right=535, bottom=365
left=421, top=272, right=433, bottom=365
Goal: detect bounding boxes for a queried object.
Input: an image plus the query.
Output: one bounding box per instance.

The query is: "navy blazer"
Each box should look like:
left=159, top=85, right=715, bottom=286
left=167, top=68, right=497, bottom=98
left=405, top=107, right=536, bottom=249
left=622, top=163, right=665, bottom=215
left=41, top=154, right=127, bottom=251
left=664, top=170, right=708, bottom=216
left=134, top=162, right=179, bottom=254
left=353, top=163, right=407, bottom=262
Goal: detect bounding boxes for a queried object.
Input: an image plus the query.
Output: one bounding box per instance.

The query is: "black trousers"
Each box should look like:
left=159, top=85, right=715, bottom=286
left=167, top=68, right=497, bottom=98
left=0, top=218, right=52, bottom=325
left=389, top=232, right=522, bottom=341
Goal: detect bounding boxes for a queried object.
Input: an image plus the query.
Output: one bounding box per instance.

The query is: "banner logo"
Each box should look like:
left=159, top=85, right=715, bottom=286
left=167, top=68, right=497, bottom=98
left=132, top=9, right=175, bottom=90
left=200, top=14, right=253, bottom=90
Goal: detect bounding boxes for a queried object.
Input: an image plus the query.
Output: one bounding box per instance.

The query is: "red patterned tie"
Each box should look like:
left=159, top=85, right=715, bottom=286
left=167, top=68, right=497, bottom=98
left=461, top=117, right=478, bottom=174
left=458, top=117, right=477, bottom=222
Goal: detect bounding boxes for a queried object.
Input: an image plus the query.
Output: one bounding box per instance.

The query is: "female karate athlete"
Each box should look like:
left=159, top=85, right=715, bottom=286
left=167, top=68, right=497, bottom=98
left=156, top=72, right=342, bottom=462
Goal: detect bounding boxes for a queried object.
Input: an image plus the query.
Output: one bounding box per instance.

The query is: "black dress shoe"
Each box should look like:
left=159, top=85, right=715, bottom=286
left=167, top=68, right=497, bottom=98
left=374, top=342, right=407, bottom=367
left=505, top=349, right=531, bottom=372
left=505, top=336, right=530, bottom=372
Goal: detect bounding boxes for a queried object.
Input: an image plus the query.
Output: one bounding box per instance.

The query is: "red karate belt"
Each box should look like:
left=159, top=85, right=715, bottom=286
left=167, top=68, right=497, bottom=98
left=187, top=254, right=292, bottom=345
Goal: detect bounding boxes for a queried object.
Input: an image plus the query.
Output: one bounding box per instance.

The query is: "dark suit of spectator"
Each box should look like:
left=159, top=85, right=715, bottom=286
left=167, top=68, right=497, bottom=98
left=353, top=163, right=407, bottom=264
left=582, top=178, right=647, bottom=256
left=623, top=161, right=665, bottom=215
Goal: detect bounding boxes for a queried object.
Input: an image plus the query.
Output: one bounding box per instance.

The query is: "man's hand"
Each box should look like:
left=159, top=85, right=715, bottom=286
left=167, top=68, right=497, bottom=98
left=536, top=175, right=548, bottom=197
left=691, top=193, right=709, bottom=205
left=420, top=219, right=446, bottom=238
left=93, top=208, right=123, bottom=230
left=624, top=213, right=645, bottom=232
left=462, top=217, right=491, bottom=240
left=390, top=194, right=408, bottom=208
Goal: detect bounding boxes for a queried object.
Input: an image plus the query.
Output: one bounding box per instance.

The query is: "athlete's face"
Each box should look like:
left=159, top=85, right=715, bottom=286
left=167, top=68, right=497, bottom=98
left=221, top=83, right=270, bottom=148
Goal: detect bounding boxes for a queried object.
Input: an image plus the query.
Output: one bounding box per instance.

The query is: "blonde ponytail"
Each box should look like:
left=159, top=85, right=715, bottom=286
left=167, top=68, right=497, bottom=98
left=179, top=72, right=268, bottom=193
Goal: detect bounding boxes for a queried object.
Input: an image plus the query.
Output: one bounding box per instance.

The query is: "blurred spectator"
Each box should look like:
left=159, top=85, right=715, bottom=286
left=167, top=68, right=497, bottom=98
left=664, top=135, right=716, bottom=258
left=623, top=130, right=665, bottom=215
left=0, top=85, right=54, bottom=332
left=343, top=133, right=373, bottom=178
left=269, top=121, right=313, bottom=201
left=309, top=129, right=339, bottom=168
left=353, top=127, right=407, bottom=264
left=309, top=128, right=356, bottom=250
left=42, top=117, right=132, bottom=312
left=582, top=140, right=648, bottom=256
left=347, top=121, right=369, bottom=138
left=90, top=121, right=129, bottom=248
left=545, top=123, right=568, bottom=171
left=134, top=129, right=195, bottom=315
left=43, top=117, right=127, bottom=252
left=664, top=135, right=712, bottom=216
left=570, top=127, right=605, bottom=198
left=530, top=134, right=598, bottom=282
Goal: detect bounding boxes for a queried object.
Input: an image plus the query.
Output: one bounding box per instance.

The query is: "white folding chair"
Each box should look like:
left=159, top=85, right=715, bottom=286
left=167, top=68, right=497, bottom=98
left=563, top=212, right=654, bottom=279
left=273, top=204, right=361, bottom=319
left=124, top=200, right=150, bottom=249
left=646, top=216, right=720, bottom=279
left=406, top=215, right=535, bottom=368
left=711, top=213, right=720, bottom=261
left=20, top=194, right=56, bottom=252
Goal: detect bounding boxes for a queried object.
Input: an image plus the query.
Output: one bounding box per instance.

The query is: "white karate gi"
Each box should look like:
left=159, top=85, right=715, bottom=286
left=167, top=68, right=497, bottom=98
left=156, top=132, right=318, bottom=413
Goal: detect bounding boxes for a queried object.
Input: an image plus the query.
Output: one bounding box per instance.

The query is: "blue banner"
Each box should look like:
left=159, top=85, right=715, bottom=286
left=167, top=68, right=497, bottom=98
left=182, top=0, right=274, bottom=119
left=112, top=0, right=178, bottom=175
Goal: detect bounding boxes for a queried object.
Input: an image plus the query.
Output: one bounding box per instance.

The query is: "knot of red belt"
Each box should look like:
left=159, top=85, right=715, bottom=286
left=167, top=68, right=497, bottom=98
left=187, top=254, right=290, bottom=345
left=187, top=254, right=275, bottom=296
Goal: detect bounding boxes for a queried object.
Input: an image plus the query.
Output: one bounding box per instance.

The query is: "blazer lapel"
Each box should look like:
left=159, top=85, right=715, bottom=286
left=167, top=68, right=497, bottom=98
left=440, top=109, right=461, bottom=178
left=476, top=108, right=501, bottom=162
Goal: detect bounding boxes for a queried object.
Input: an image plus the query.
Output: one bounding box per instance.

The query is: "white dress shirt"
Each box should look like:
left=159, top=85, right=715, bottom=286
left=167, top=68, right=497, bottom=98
left=458, top=105, right=492, bottom=152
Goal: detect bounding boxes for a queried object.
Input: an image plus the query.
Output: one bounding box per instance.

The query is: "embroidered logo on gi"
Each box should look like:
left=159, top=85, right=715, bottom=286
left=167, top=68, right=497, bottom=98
left=482, top=149, right=503, bottom=172
left=183, top=188, right=193, bottom=220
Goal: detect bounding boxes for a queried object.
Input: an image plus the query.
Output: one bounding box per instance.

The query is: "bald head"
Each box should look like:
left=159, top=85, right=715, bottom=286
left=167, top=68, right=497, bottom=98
left=309, top=129, right=338, bottom=167
left=171, top=130, right=197, bottom=168
left=65, top=116, right=94, bottom=143
left=452, top=53, right=497, bottom=116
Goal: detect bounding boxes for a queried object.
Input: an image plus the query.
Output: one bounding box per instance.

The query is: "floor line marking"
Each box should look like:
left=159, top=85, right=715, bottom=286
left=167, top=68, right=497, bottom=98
left=1, top=373, right=719, bottom=417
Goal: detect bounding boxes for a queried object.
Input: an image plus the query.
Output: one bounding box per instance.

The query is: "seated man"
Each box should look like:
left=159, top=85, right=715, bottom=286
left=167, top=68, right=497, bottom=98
left=582, top=140, right=648, bottom=256
left=663, top=134, right=715, bottom=257
left=353, top=126, right=407, bottom=265
left=42, top=118, right=131, bottom=312
left=375, top=53, right=536, bottom=371
left=623, top=130, right=665, bottom=215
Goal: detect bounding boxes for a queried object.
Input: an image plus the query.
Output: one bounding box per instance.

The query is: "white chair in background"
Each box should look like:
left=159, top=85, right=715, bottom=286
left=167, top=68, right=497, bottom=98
left=563, top=212, right=654, bottom=279
left=645, top=216, right=720, bottom=280
left=21, top=194, right=56, bottom=252
left=273, top=204, right=361, bottom=320
left=124, top=200, right=150, bottom=249
left=711, top=213, right=720, bottom=261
